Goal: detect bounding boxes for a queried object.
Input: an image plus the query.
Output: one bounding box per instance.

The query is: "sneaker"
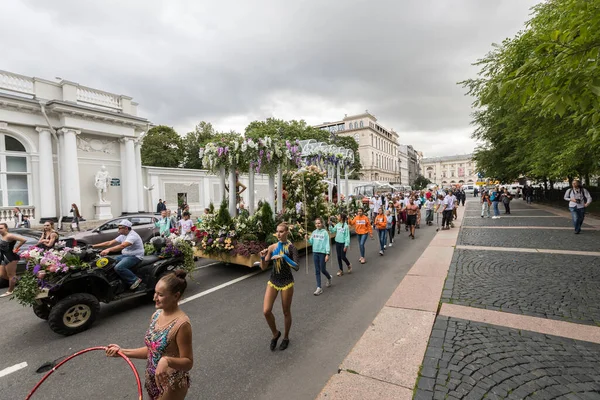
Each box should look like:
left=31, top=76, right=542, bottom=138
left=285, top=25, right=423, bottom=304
left=347, top=265, right=352, bottom=274
left=326, top=278, right=332, bottom=287
left=389, top=243, right=393, bottom=247
left=0, top=291, right=13, bottom=298
left=379, top=250, right=384, bottom=256
left=130, top=278, right=142, bottom=290
left=481, top=216, right=484, bottom=218
left=491, top=216, right=497, bottom=219
left=337, top=270, right=343, bottom=277
left=314, top=287, right=323, bottom=296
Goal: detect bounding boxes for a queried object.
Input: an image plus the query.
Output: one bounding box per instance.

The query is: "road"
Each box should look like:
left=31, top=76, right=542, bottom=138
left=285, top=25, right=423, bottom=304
left=0, top=213, right=439, bottom=400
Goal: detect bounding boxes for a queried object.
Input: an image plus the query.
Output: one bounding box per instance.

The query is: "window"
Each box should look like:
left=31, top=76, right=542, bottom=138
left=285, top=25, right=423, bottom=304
left=359, top=121, right=363, bottom=128
left=428, top=172, right=432, bottom=179
left=0, top=135, right=30, bottom=206
left=131, top=217, right=153, bottom=226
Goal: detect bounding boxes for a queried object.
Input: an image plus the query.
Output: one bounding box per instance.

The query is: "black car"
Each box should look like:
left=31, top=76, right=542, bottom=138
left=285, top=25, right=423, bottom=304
left=0, top=229, right=76, bottom=288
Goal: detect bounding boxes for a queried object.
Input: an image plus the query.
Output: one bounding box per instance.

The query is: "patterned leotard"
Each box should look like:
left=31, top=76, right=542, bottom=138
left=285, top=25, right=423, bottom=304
left=268, top=241, right=299, bottom=291
left=144, top=310, right=191, bottom=400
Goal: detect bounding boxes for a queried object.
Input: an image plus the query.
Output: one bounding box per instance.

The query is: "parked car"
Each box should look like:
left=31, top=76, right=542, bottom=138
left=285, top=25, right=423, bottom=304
left=0, top=228, right=76, bottom=288
left=463, top=185, right=475, bottom=195
left=68, top=214, right=159, bottom=247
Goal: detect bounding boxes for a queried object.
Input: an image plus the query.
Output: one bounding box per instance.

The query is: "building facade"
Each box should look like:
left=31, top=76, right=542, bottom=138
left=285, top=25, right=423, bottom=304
left=0, top=70, right=149, bottom=225
left=315, top=112, right=400, bottom=182
left=420, top=154, right=477, bottom=187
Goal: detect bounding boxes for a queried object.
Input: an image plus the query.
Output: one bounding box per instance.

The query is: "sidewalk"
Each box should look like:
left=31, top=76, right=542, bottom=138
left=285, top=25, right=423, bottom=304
left=317, top=199, right=600, bottom=400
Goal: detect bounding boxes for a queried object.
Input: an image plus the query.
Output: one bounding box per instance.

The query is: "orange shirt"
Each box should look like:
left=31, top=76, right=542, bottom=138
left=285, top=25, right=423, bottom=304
left=350, top=215, right=372, bottom=235
left=374, top=214, right=387, bottom=230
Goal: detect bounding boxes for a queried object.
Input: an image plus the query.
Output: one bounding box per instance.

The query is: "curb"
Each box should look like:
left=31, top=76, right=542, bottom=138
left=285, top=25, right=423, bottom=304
left=316, top=205, right=466, bottom=399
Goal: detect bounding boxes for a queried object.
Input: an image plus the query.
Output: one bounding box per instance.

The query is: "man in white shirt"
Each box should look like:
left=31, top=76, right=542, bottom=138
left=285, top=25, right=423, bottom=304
left=564, top=179, right=592, bottom=234
left=93, top=219, right=144, bottom=289
left=440, top=191, right=455, bottom=230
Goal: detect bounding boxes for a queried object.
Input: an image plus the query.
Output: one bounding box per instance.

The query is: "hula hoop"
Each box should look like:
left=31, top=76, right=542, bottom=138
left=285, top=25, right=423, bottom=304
left=25, top=346, right=143, bottom=400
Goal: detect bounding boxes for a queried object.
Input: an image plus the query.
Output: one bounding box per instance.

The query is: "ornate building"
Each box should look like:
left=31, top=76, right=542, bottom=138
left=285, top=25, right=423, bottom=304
left=315, top=111, right=400, bottom=182
left=420, top=154, right=476, bottom=187
left=0, top=69, right=149, bottom=224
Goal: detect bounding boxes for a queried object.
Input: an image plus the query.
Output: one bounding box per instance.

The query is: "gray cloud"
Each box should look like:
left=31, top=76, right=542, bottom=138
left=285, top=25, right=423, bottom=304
left=1, top=0, right=539, bottom=156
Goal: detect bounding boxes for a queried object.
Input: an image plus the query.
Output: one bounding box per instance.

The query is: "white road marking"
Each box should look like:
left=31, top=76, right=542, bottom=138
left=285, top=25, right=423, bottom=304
left=0, top=362, right=27, bottom=378
left=193, top=262, right=220, bottom=270
left=179, top=270, right=263, bottom=305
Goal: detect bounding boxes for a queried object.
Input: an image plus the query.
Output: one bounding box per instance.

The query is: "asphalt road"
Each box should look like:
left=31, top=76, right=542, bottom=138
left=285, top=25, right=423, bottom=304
left=0, top=211, right=439, bottom=400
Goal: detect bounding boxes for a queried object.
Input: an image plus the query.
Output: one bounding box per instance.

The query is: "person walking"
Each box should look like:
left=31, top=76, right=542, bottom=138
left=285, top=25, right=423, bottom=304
left=374, top=207, right=387, bottom=256
left=0, top=223, right=27, bottom=297
left=481, top=190, right=491, bottom=218
left=329, top=214, right=352, bottom=276
left=405, top=197, right=419, bottom=239
left=349, top=208, right=373, bottom=264
left=440, top=191, right=456, bottom=230
left=385, top=209, right=394, bottom=247
left=501, top=189, right=513, bottom=214
left=308, top=217, right=332, bottom=296
left=425, top=197, right=435, bottom=226
left=490, top=186, right=501, bottom=219
left=12, top=207, right=22, bottom=228
left=70, top=203, right=82, bottom=232
left=564, top=179, right=592, bottom=234
left=259, top=223, right=299, bottom=351
left=156, top=199, right=166, bottom=213
left=524, top=185, right=533, bottom=204
left=106, top=270, right=193, bottom=400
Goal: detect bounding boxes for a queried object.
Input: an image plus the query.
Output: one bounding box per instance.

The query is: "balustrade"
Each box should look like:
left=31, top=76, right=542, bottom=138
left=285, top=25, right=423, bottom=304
left=0, top=206, right=35, bottom=225
left=76, top=86, right=122, bottom=110
left=0, top=70, right=34, bottom=95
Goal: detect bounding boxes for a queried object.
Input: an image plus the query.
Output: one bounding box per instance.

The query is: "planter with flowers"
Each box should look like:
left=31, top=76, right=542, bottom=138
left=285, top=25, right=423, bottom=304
left=13, top=246, right=89, bottom=307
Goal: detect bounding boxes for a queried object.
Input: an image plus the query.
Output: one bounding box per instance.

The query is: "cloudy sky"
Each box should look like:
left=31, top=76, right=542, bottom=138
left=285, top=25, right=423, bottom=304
left=2, top=0, right=539, bottom=157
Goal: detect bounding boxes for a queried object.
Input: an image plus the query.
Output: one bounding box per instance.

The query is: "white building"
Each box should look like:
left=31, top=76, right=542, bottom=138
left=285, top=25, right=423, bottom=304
left=420, top=154, right=477, bottom=187
left=0, top=70, right=149, bottom=225
left=315, top=112, right=400, bottom=182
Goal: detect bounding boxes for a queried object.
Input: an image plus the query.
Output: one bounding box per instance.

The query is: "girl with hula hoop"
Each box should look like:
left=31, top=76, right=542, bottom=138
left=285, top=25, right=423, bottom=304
left=106, top=270, right=193, bottom=400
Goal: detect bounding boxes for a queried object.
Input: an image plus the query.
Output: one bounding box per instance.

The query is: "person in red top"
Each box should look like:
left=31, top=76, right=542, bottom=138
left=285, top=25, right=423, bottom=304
left=425, top=190, right=432, bottom=201
left=374, top=207, right=388, bottom=256
left=350, top=208, right=373, bottom=264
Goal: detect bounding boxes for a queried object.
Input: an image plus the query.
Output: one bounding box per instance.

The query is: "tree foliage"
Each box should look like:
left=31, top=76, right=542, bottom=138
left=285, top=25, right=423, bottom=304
left=141, top=125, right=184, bottom=168
left=461, top=0, right=600, bottom=183
left=413, top=175, right=432, bottom=190
left=182, top=122, right=216, bottom=169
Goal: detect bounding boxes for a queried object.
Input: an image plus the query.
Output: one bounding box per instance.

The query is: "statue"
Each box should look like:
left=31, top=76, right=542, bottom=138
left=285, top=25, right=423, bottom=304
left=94, top=165, right=111, bottom=204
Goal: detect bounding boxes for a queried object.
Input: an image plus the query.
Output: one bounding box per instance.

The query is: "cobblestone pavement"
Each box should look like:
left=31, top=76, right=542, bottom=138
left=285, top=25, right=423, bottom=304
left=457, top=228, right=600, bottom=252
left=441, top=249, right=600, bottom=326
left=462, top=217, right=585, bottom=227
left=415, top=317, right=600, bottom=400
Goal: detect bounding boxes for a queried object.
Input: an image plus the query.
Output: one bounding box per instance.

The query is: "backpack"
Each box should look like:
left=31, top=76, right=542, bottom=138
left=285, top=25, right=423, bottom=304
left=490, top=192, right=497, bottom=201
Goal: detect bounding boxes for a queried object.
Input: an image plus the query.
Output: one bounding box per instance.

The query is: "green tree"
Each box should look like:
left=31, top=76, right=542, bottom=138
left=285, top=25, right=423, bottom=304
left=183, top=121, right=216, bottom=169
left=245, top=118, right=329, bottom=142
left=413, top=175, right=432, bottom=190
left=460, top=0, right=600, bottom=183
left=141, top=125, right=184, bottom=168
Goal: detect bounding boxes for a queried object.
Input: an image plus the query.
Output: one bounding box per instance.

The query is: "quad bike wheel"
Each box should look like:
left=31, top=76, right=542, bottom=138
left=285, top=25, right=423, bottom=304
left=48, top=293, right=100, bottom=336
left=33, top=303, right=51, bottom=320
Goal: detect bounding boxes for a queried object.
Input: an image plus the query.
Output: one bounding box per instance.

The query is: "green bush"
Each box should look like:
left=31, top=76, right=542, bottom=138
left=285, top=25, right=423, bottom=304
left=214, top=199, right=233, bottom=230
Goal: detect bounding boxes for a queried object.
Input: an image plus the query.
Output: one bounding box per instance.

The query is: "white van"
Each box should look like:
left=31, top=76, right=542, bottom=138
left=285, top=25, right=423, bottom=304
left=463, top=185, right=475, bottom=195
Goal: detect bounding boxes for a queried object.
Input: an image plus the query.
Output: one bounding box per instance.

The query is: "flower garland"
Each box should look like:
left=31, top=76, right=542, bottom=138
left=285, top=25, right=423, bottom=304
left=201, top=136, right=302, bottom=175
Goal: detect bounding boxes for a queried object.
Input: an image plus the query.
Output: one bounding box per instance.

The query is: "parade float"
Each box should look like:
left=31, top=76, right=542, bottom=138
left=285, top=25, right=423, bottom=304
left=194, top=137, right=355, bottom=267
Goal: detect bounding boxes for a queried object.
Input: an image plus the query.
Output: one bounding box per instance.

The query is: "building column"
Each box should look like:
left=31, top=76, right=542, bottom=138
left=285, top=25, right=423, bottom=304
left=120, top=137, right=138, bottom=213
left=58, top=128, right=81, bottom=216
left=134, top=140, right=144, bottom=212
left=35, top=127, right=57, bottom=221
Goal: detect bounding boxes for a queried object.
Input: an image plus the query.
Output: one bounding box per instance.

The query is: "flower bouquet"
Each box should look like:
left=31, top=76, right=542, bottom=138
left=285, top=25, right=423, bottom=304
left=14, top=246, right=88, bottom=306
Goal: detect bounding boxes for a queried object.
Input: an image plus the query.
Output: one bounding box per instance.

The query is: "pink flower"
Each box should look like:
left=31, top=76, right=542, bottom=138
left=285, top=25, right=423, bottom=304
left=47, top=265, right=57, bottom=273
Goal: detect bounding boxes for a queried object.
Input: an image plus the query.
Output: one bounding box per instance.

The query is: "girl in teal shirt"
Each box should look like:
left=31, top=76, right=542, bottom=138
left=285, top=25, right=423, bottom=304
left=329, top=213, right=352, bottom=276
left=308, top=217, right=332, bottom=296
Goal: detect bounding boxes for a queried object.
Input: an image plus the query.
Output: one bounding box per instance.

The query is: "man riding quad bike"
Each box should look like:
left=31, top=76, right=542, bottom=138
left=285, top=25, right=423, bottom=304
left=33, top=234, right=186, bottom=336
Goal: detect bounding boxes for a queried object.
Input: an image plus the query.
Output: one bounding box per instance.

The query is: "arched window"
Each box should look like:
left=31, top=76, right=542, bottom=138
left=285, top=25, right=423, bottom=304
left=0, top=135, right=30, bottom=206
left=359, top=121, right=364, bottom=128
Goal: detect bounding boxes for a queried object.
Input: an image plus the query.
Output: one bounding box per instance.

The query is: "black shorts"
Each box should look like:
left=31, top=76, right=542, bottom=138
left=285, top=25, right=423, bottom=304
left=1, top=251, right=19, bottom=263
left=407, top=215, right=417, bottom=226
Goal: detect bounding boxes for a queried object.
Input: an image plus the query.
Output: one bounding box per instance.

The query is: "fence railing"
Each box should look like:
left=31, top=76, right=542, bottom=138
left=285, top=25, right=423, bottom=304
left=0, top=206, right=35, bottom=225
left=76, top=86, right=122, bottom=111
left=0, top=70, right=34, bottom=96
